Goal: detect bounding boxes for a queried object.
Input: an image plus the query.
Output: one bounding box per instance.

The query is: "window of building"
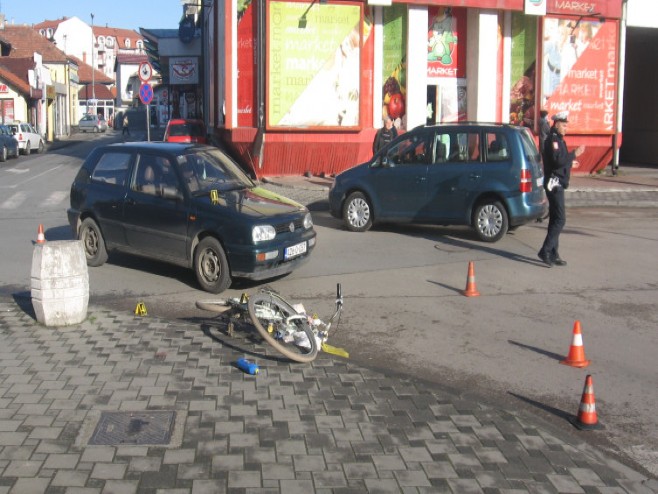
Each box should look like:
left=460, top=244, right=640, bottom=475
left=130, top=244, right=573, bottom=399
left=125, top=38, right=131, bottom=48
left=136, top=40, right=143, bottom=51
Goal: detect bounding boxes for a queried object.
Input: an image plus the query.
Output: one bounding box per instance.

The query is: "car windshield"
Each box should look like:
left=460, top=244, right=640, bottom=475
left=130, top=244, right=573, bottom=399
left=177, top=148, right=254, bottom=194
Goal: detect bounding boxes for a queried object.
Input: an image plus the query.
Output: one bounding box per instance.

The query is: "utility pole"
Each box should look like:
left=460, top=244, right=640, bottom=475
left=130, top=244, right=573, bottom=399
left=91, top=13, right=96, bottom=113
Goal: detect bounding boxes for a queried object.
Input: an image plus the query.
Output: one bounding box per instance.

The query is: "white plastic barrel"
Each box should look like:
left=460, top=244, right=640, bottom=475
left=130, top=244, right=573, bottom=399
left=31, top=240, right=89, bottom=326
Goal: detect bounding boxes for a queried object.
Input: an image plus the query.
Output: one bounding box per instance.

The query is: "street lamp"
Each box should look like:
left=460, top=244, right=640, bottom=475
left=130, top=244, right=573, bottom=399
left=91, top=13, right=96, bottom=108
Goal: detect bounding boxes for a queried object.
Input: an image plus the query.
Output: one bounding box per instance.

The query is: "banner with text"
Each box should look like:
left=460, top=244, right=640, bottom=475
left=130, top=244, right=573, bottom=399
left=267, top=1, right=362, bottom=128
left=541, top=17, right=618, bottom=133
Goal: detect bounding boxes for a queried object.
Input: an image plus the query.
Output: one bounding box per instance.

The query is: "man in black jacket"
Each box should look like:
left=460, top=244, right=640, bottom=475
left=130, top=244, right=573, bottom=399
left=538, top=111, right=585, bottom=267
left=372, top=116, right=398, bottom=155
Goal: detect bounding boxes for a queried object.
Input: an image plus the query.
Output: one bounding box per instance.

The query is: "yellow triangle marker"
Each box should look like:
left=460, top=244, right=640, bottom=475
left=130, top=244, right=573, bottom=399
left=321, top=343, right=349, bottom=358
left=134, top=302, right=148, bottom=316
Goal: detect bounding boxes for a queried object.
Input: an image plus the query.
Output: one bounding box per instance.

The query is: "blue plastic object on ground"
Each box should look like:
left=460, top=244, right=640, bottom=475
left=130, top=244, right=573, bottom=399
left=236, top=358, right=259, bottom=375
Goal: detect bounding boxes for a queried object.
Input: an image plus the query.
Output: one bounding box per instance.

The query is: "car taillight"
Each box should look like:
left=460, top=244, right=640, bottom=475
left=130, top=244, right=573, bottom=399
left=19, top=133, right=23, bottom=140
left=520, top=169, right=532, bottom=193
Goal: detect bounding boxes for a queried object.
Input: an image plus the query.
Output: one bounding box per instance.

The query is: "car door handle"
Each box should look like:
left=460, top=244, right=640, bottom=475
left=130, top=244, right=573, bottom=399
left=469, top=173, right=481, bottom=180
left=125, top=198, right=136, bottom=206
left=416, top=176, right=427, bottom=183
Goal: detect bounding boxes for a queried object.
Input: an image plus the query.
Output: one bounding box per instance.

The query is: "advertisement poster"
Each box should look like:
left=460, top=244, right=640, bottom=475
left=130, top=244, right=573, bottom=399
left=436, top=81, right=466, bottom=123
left=237, top=0, right=256, bottom=127
left=267, top=1, right=362, bottom=128
left=427, top=7, right=467, bottom=80
left=541, top=18, right=618, bottom=133
left=509, top=13, right=537, bottom=126
left=381, top=5, right=407, bottom=126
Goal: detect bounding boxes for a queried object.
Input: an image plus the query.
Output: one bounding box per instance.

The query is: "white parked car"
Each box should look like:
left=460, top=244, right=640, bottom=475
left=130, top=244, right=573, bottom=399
left=8, top=122, right=45, bottom=155
left=78, top=114, right=108, bottom=133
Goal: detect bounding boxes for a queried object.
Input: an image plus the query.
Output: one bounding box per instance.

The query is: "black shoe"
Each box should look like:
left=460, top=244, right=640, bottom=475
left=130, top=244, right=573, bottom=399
left=553, top=257, right=567, bottom=266
left=538, top=253, right=553, bottom=267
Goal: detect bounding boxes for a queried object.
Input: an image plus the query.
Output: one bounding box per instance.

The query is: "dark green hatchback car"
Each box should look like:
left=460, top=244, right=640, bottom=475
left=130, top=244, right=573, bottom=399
left=329, top=122, right=547, bottom=242
left=68, top=142, right=316, bottom=293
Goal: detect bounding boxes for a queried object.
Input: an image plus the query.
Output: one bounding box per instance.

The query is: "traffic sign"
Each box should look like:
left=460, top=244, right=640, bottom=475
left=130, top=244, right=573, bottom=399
left=139, top=61, right=153, bottom=82
left=139, top=83, right=154, bottom=105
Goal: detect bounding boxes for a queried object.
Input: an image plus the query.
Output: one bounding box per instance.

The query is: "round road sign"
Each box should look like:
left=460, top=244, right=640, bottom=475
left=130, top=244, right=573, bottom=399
left=139, top=83, right=154, bottom=105
left=139, top=61, right=153, bottom=82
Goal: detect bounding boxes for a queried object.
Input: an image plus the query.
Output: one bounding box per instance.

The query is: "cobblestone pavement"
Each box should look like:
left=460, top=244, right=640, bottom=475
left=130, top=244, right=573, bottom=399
left=1, top=301, right=657, bottom=493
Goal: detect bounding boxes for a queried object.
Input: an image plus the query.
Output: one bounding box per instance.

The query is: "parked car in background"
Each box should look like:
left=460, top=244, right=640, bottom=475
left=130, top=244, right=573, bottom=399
left=163, top=119, right=207, bottom=144
left=0, top=124, right=20, bottom=162
left=78, top=114, right=108, bottom=133
left=8, top=122, right=45, bottom=155
left=68, top=142, right=316, bottom=293
left=329, top=122, right=547, bottom=242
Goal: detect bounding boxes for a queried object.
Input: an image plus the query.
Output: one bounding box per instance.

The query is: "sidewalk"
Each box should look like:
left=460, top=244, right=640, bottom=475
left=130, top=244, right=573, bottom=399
left=262, top=164, right=658, bottom=209
left=0, top=300, right=656, bottom=493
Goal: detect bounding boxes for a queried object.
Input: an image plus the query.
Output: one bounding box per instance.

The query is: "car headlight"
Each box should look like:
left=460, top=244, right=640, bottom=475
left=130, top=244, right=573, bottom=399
left=252, top=225, right=276, bottom=242
left=303, top=212, right=313, bottom=229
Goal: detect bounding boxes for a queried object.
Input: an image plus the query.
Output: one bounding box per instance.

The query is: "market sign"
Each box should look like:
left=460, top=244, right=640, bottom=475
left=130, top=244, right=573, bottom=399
left=547, top=0, right=622, bottom=18
left=0, top=84, right=8, bottom=93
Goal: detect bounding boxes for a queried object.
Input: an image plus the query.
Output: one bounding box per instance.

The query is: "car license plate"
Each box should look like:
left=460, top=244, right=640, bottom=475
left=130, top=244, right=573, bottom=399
left=536, top=177, right=543, bottom=187
left=285, top=241, right=307, bottom=260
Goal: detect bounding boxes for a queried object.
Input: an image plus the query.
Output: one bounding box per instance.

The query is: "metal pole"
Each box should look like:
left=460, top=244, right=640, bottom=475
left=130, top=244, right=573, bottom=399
left=146, top=103, right=151, bottom=142
left=91, top=14, right=95, bottom=110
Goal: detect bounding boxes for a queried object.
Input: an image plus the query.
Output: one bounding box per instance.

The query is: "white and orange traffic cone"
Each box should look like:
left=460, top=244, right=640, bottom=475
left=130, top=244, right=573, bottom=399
left=560, top=320, right=590, bottom=368
left=572, top=374, right=603, bottom=430
left=36, top=224, right=46, bottom=244
left=463, top=261, right=480, bottom=297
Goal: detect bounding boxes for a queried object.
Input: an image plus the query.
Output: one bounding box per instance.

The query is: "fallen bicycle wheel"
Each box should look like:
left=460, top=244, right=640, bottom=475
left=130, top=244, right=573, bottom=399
left=247, top=291, right=318, bottom=363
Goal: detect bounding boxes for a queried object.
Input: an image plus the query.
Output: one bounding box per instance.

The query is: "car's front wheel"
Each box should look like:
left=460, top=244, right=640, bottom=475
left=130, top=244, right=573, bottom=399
left=79, top=218, right=108, bottom=266
left=194, top=237, right=231, bottom=294
left=0, top=146, right=7, bottom=162
left=343, top=191, right=373, bottom=232
left=473, top=200, right=508, bottom=242
left=37, top=140, right=44, bottom=153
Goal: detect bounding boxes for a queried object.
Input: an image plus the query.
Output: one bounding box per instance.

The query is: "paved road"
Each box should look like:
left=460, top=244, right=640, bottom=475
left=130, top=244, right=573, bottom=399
left=1, top=132, right=656, bottom=492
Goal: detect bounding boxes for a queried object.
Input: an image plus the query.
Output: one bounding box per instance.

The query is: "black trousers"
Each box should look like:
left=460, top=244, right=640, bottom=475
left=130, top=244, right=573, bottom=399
left=539, top=187, right=565, bottom=259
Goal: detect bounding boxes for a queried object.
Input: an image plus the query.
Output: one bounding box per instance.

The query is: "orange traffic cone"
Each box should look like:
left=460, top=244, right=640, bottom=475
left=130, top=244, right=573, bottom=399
left=560, top=320, right=590, bottom=368
left=572, top=374, right=603, bottom=430
left=36, top=224, right=46, bottom=244
left=463, top=261, right=480, bottom=297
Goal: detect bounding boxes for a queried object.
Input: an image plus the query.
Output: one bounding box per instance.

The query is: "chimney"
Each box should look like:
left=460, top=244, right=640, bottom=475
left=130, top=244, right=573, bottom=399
left=0, top=14, right=5, bottom=29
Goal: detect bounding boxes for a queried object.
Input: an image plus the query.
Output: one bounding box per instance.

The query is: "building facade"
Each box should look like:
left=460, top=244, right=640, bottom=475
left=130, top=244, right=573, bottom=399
left=199, top=0, right=634, bottom=177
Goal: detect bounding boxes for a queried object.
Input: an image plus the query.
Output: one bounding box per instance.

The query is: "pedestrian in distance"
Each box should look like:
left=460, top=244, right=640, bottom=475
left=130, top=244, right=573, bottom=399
left=122, top=114, right=130, bottom=136
left=372, top=115, right=398, bottom=155
left=538, top=111, right=585, bottom=267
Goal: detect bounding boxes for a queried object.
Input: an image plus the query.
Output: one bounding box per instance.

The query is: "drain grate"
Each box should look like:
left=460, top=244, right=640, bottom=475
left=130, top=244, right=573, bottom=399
left=88, top=411, right=176, bottom=445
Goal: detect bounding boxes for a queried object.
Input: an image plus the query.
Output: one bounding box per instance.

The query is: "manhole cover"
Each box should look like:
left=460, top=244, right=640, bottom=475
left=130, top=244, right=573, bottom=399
left=88, top=411, right=176, bottom=445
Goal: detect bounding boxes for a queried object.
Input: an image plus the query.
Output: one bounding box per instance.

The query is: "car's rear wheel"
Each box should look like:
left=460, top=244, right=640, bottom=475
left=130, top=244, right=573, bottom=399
left=25, top=142, right=31, bottom=156
left=343, top=191, right=373, bottom=232
left=473, top=200, right=508, bottom=242
left=0, top=146, right=7, bottom=162
left=194, top=237, right=231, bottom=294
left=79, top=218, right=108, bottom=266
